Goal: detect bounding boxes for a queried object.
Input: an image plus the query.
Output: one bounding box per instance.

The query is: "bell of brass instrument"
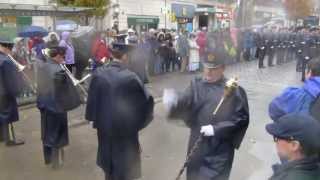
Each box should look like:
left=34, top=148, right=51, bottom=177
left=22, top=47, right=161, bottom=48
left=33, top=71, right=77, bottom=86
left=7, top=54, right=26, bottom=72
left=7, top=54, right=36, bottom=93
left=59, top=64, right=89, bottom=98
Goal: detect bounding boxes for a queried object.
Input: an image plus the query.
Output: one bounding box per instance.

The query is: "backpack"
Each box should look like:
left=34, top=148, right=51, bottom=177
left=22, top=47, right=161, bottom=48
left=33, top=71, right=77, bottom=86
left=310, top=95, right=320, bottom=122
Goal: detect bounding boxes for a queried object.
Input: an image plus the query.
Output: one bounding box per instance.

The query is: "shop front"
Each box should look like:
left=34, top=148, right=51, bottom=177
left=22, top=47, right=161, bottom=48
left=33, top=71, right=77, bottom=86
left=195, top=5, right=215, bottom=31
left=171, top=3, right=195, bottom=32
left=127, top=15, right=159, bottom=34
left=215, top=8, right=232, bottom=29
left=0, top=16, right=32, bottom=40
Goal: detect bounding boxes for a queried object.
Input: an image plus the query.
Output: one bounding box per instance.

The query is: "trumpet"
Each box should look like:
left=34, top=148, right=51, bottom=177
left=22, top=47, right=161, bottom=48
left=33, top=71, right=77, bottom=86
left=7, top=54, right=37, bottom=93
left=59, top=64, right=90, bottom=98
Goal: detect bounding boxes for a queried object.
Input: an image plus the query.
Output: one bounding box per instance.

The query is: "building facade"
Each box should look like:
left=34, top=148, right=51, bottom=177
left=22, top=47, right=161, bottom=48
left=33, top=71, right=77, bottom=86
left=253, top=0, right=286, bottom=26
left=0, top=0, right=54, bottom=29
left=105, top=0, right=235, bottom=33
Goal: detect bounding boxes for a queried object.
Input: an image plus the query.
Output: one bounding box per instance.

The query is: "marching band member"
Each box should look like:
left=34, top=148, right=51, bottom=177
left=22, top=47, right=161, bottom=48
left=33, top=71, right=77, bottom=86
left=0, top=37, right=25, bottom=146
left=86, top=43, right=154, bottom=180
left=37, top=45, right=80, bottom=169
left=163, top=49, right=250, bottom=180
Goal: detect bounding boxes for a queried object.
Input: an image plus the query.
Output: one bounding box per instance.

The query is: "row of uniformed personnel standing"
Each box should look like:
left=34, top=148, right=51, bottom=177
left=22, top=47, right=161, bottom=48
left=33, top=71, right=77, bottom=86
left=256, top=27, right=320, bottom=81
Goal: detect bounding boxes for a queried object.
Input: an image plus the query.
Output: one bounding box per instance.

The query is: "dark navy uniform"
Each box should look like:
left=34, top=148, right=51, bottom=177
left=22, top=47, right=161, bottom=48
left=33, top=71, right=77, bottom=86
left=86, top=59, right=154, bottom=180
left=257, top=32, right=267, bottom=68
left=287, top=32, right=297, bottom=62
left=276, top=32, right=286, bottom=65
left=0, top=39, right=24, bottom=146
left=36, top=46, right=79, bottom=168
left=167, top=50, right=249, bottom=180
left=300, top=33, right=312, bottom=82
left=266, top=32, right=276, bottom=66
left=316, top=34, right=320, bottom=58
left=168, top=76, right=249, bottom=180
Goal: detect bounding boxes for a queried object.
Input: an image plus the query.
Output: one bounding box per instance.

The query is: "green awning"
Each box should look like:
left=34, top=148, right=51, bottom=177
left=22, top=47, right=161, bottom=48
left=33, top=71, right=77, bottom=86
left=127, top=15, right=159, bottom=25
left=195, top=7, right=216, bottom=13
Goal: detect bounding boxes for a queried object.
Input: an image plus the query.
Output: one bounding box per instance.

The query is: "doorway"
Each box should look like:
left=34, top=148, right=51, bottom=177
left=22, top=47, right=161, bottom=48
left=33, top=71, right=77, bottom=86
left=199, top=15, right=208, bottom=29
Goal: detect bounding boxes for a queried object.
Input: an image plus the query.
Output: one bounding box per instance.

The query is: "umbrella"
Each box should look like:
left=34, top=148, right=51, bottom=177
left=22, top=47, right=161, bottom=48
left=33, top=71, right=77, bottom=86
left=56, top=20, right=78, bottom=31
left=18, top=25, right=48, bottom=38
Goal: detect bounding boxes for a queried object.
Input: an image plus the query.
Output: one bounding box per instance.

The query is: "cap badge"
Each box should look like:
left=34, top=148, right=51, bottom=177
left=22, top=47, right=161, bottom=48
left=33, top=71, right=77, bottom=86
left=208, top=53, right=215, bottom=62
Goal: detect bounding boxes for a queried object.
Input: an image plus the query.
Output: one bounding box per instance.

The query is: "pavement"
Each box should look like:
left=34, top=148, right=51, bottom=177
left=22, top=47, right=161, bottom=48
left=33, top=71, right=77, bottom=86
left=0, top=59, right=302, bottom=180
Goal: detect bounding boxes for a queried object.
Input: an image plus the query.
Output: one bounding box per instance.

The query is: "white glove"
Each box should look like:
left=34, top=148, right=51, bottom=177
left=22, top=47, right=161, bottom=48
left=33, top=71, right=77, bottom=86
left=200, top=125, right=215, bottom=137
left=162, top=88, right=178, bottom=111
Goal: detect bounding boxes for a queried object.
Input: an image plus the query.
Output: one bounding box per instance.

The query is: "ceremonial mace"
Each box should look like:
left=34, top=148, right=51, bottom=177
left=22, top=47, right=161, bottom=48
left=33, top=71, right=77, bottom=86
left=175, top=77, right=239, bottom=180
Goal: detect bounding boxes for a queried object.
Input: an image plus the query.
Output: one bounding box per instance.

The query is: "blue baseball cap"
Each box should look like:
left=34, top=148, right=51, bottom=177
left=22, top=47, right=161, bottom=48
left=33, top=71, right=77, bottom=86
left=266, top=113, right=320, bottom=150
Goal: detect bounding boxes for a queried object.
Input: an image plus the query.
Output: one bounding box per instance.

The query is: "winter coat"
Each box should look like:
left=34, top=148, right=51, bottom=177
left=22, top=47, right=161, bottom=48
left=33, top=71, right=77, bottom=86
left=168, top=77, right=249, bottom=180
left=91, top=38, right=110, bottom=62
left=196, top=32, right=207, bottom=57
left=85, top=61, right=154, bottom=180
left=177, top=35, right=190, bottom=57
left=269, top=157, right=320, bottom=180
left=0, top=52, right=23, bottom=124
left=269, top=77, right=320, bottom=121
left=59, top=31, right=75, bottom=65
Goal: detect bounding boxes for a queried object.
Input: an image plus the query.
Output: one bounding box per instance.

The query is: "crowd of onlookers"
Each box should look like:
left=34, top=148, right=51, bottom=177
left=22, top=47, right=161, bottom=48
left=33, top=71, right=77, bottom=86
left=12, top=26, right=248, bottom=98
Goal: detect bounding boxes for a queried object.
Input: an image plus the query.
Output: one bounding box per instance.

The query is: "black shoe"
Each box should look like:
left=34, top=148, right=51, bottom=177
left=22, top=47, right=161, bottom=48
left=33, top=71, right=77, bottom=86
left=6, top=139, right=25, bottom=146
left=259, top=66, right=266, bottom=69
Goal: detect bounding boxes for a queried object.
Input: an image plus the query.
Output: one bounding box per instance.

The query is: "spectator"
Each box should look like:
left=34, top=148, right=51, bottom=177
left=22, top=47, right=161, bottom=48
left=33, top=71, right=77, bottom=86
left=269, top=58, right=320, bottom=121
left=12, top=37, right=33, bottom=97
left=30, top=36, right=46, bottom=61
left=266, top=113, right=320, bottom=180
left=91, top=32, right=111, bottom=69
left=125, top=28, right=138, bottom=44
left=13, top=37, right=29, bottom=66
left=59, top=31, right=75, bottom=73
left=46, top=32, right=60, bottom=48
left=168, top=40, right=179, bottom=72
left=177, top=30, right=190, bottom=72
left=188, top=33, right=199, bottom=72
left=196, top=28, right=207, bottom=65
left=157, top=32, right=170, bottom=73
left=146, top=29, right=158, bottom=75
left=243, top=29, right=253, bottom=61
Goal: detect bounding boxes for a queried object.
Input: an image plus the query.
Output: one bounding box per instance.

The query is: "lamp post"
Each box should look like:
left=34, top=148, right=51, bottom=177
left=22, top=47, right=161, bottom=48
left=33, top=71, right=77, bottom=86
left=165, top=0, right=167, bottom=31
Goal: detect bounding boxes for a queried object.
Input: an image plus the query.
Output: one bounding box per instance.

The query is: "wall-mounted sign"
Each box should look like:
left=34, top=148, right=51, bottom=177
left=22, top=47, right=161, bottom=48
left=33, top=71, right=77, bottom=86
left=171, top=3, right=195, bottom=18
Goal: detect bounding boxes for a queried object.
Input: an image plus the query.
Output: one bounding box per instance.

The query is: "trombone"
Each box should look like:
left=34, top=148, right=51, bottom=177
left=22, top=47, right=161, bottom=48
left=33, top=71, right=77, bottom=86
left=7, top=54, right=37, bottom=93
left=59, top=64, right=90, bottom=98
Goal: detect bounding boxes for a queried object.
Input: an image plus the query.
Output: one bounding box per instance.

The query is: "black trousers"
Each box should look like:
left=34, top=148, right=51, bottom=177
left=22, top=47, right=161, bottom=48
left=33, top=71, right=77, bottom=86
left=268, top=52, right=275, bottom=66
left=258, top=51, right=266, bottom=68
left=301, top=59, right=308, bottom=82
left=0, top=123, right=9, bottom=142
left=43, top=145, right=60, bottom=165
left=277, top=50, right=285, bottom=65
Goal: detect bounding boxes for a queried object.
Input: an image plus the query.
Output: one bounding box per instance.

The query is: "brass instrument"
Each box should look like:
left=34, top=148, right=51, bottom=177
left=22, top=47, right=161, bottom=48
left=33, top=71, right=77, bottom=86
left=59, top=64, right=90, bottom=98
left=7, top=54, right=37, bottom=93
